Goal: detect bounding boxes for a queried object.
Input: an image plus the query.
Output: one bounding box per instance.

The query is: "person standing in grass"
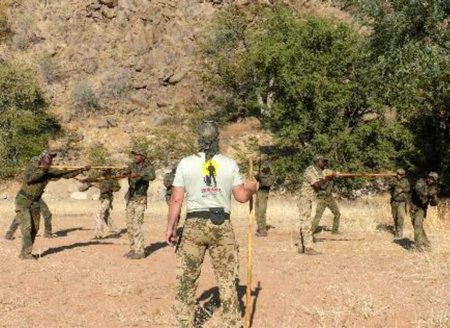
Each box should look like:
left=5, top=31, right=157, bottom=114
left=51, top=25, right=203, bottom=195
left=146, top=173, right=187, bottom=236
left=389, top=169, right=410, bottom=238
left=410, top=172, right=439, bottom=252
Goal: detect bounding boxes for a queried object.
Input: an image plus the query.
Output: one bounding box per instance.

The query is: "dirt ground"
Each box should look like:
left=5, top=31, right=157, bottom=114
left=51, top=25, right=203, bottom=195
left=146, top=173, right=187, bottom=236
left=1, top=190, right=450, bottom=328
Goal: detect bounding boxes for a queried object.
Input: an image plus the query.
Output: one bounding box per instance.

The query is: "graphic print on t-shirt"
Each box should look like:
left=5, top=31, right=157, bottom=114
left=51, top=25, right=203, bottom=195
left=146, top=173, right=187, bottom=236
left=202, top=159, right=219, bottom=187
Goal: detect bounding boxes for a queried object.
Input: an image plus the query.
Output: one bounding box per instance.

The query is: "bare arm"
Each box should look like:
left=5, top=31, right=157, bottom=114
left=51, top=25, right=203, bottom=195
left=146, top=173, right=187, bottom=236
left=232, top=181, right=259, bottom=203
left=166, top=187, right=185, bottom=247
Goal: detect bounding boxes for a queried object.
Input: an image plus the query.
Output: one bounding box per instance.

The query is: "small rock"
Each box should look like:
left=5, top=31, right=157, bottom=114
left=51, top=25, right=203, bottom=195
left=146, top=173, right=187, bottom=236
left=124, top=126, right=133, bottom=133
left=168, top=71, right=187, bottom=85
left=84, top=58, right=98, bottom=73
left=70, top=192, right=88, bottom=200
left=102, top=6, right=116, bottom=19
left=0, top=193, right=8, bottom=200
left=92, top=11, right=103, bottom=20
left=98, top=119, right=110, bottom=128
left=99, top=0, right=118, bottom=7
left=118, top=0, right=137, bottom=11
left=107, top=118, right=118, bottom=127
left=61, top=112, right=73, bottom=123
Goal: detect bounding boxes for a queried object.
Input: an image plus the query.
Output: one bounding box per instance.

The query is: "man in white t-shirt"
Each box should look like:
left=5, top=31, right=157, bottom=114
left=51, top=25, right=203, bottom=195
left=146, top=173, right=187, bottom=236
left=166, top=121, right=258, bottom=328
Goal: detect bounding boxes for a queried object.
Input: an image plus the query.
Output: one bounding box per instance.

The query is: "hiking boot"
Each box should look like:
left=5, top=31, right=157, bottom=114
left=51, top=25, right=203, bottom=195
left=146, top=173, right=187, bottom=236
left=128, top=252, right=145, bottom=260
left=44, top=232, right=57, bottom=238
left=4, top=232, right=14, bottom=241
left=304, top=248, right=320, bottom=255
left=19, top=254, right=36, bottom=260
left=124, top=250, right=135, bottom=258
left=331, top=230, right=342, bottom=235
left=93, top=235, right=104, bottom=240
left=255, top=230, right=268, bottom=237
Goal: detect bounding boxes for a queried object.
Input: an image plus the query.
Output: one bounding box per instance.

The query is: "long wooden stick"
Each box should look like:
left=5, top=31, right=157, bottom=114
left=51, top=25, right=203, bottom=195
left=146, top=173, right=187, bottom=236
left=44, top=166, right=127, bottom=170
left=329, top=172, right=396, bottom=178
left=245, top=158, right=255, bottom=328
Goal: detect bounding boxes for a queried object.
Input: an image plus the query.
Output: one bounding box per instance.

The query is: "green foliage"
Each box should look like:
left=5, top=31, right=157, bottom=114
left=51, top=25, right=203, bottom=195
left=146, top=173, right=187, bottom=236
left=87, top=143, right=113, bottom=166
left=336, top=0, right=450, bottom=191
left=12, top=15, right=35, bottom=50
left=37, top=54, right=62, bottom=84
left=131, top=130, right=196, bottom=167
left=0, top=62, right=60, bottom=178
left=203, top=5, right=414, bottom=190
left=71, top=79, right=99, bottom=113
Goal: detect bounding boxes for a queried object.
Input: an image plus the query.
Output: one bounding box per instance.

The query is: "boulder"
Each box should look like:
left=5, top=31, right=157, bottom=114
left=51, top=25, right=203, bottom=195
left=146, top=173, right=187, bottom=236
left=70, top=192, right=88, bottom=200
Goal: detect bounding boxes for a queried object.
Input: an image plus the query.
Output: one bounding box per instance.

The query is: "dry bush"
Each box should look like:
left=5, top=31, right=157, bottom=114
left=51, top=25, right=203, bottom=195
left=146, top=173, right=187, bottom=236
left=37, top=54, right=63, bottom=84
left=71, top=79, right=99, bottom=113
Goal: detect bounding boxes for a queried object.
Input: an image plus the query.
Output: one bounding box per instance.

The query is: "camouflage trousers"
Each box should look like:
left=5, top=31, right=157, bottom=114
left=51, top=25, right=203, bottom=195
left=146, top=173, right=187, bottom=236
left=94, top=198, right=117, bottom=238
left=391, top=201, right=407, bottom=236
left=255, top=188, right=270, bottom=233
left=175, top=218, right=241, bottom=328
left=126, top=198, right=146, bottom=255
left=6, top=199, right=52, bottom=238
left=297, top=195, right=314, bottom=252
left=411, top=206, right=431, bottom=250
left=311, top=196, right=341, bottom=233
left=15, top=196, right=41, bottom=256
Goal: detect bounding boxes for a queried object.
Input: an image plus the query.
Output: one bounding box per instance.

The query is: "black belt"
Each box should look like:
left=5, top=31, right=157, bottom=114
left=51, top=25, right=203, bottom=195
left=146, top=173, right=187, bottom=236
left=187, top=211, right=230, bottom=220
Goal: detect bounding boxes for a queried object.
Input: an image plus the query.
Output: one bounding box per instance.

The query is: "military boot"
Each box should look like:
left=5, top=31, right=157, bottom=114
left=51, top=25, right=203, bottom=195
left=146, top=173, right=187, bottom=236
left=44, top=232, right=57, bottom=238
left=4, top=231, right=14, bottom=240
left=19, top=254, right=36, bottom=260
left=124, top=250, right=135, bottom=258
left=255, top=230, right=268, bottom=237
left=304, top=248, right=321, bottom=255
left=129, top=252, right=145, bottom=260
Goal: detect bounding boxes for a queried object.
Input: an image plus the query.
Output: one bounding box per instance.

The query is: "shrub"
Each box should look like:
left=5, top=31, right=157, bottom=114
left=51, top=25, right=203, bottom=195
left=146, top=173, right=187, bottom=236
left=12, top=15, right=35, bottom=50
left=103, top=69, right=132, bottom=100
left=71, top=79, right=99, bottom=113
left=37, top=54, right=62, bottom=84
left=0, top=61, right=60, bottom=178
left=0, top=3, right=11, bottom=40
left=87, top=143, right=113, bottom=166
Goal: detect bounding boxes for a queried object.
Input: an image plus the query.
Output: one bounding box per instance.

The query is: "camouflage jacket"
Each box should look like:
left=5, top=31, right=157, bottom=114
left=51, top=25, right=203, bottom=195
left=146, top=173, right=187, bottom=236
left=411, top=178, right=439, bottom=209
left=126, top=161, right=156, bottom=201
left=18, top=163, right=83, bottom=202
left=164, top=172, right=175, bottom=202
left=389, top=178, right=410, bottom=202
left=255, top=161, right=274, bottom=189
left=99, top=180, right=121, bottom=200
left=316, top=178, right=333, bottom=198
left=300, top=165, right=322, bottom=200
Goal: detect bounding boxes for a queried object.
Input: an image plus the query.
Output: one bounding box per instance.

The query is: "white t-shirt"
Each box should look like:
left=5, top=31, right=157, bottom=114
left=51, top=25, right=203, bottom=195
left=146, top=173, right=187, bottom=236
left=173, top=152, right=243, bottom=214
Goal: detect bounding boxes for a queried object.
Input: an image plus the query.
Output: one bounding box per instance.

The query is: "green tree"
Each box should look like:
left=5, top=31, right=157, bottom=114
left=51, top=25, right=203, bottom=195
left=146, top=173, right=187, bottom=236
left=203, top=5, right=414, bottom=189
left=0, top=62, right=60, bottom=177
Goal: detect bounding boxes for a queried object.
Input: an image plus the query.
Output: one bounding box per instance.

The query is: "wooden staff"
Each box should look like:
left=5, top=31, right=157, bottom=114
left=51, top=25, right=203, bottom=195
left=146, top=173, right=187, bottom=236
left=245, top=158, right=255, bottom=328
left=329, top=172, right=396, bottom=178
left=44, top=166, right=127, bottom=170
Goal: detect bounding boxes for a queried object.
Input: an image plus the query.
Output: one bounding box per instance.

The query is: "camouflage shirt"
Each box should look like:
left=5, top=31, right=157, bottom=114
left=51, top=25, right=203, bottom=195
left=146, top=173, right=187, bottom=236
left=19, top=163, right=83, bottom=202
left=411, top=178, right=439, bottom=209
left=255, top=161, right=274, bottom=189
left=300, top=165, right=322, bottom=200
left=127, top=161, right=156, bottom=201
left=389, top=177, right=410, bottom=202
left=99, top=180, right=121, bottom=200
left=164, top=172, right=175, bottom=202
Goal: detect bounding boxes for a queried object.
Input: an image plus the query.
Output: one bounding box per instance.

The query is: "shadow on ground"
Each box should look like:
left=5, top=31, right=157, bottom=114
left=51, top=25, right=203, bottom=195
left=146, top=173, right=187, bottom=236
left=39, top=241, right=113, bottom=257
left=104, top=228, right=127, bottom=239
left=393, top=238, right=414, bottom=250
left=376, top=223, right=395, bottom=235
left=145, top=242, right=168, bottom=257
left=55, top=227, right=85, bottom=237
left=195, top=282, right=262, bottom=327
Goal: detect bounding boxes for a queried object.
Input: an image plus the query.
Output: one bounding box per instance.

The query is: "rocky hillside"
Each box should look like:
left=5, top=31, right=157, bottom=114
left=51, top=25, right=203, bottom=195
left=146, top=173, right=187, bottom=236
left=0, top=0, right=351, bottom=166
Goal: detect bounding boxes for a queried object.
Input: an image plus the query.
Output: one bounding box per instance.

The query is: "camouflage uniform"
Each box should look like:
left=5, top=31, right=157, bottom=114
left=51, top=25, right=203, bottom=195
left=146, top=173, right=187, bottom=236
left=86, top=179, right=121, bottom=238
left=16, top=162, right=84, bottom=257
left=311, top=173, right=340, bottom=234
left=173, top=121, right=243, bottom=328
left=125, top=161, right=155, bottom=256
left=389, top=174, right=410, bottom=237
left=175, top=218, right=240, bottom=328
left=297, top=164, right=322, bottom=252
left=255, top=158, right=274, bottom=235
left=5, top=198, right=53, bottom=239
left=410, top=175, right=439, bottom=251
